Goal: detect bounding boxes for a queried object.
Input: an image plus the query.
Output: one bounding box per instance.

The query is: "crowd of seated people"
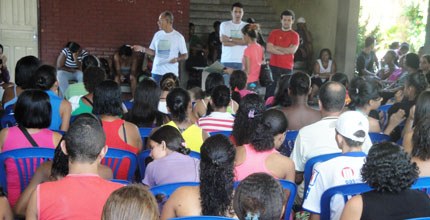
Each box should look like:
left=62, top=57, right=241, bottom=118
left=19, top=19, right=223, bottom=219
left=3, top=13, right=430, bottom=220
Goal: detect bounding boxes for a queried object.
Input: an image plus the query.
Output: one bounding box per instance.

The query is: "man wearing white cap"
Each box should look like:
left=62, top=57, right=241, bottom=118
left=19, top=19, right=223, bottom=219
left=302, top=111, right=369, bottom=220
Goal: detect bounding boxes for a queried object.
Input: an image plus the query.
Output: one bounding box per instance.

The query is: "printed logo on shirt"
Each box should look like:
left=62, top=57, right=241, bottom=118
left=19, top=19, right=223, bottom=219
left=341, top=167, right=358, bottom=184
left=309, top=169, right=320, bottom=187
left=230, top=30, right=242, bottom=38
left=157, top=39, right=171, bottom=59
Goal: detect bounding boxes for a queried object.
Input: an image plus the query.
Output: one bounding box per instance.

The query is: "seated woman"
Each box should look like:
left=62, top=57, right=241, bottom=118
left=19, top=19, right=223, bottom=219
left=2, top=56, right=40, bottom=110
left=341, top=142, right=430, bottom=220
left=56, top=41, right=88, bottom=96
left=310, top=48, right=337, bottom=100
left=72, top=66, right=106, bottom=116
left=377, top=50, right=402, bottom=82
left=113, top=45, right=139, bottom=97
left=193, top=72, right=238, bottom=118
left=348, top=77, right=383, bottom=133
left=233, top=173, right=285, bottom=220
left=229, top=70, right=254, bottom=104
left=234, top=109, right=295, bottom=182
left=158, top=73, right=179, bottom=115
left=409, top=116, right=430, bottom=177
left=231, top=94, right=265, bottom=146
left=197, top=85, right=235, bottom=133
left=14, top=136, right=113, bottom=216
left=161, top=135, right=236, bottom=219
left=102, top=184, right=159, bottom=220
left=142, top=125, right=199, bottom=187
left=165, top=88, right=208, bottom=152
left=32, top=65, right=72, bottom=131
left=275, top=72, right=321, bottom=130
left=0, top=90, right=62, bottom=207
left=403, top=90, right=430, bottom=153
left=124, top=78, right=169, bottom=127
left=92, top=80, right=142, bottom=179
left=420, top=54, right=430, bottom=83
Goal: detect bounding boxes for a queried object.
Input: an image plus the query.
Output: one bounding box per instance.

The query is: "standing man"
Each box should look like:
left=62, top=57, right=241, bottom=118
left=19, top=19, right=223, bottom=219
left=356, top=36, right=378, bottom=76
left=133, top=11, right=188, bottom=84
left=266, top=10, right=299, bottom=99
left=220, top=2, right=247, bottom=84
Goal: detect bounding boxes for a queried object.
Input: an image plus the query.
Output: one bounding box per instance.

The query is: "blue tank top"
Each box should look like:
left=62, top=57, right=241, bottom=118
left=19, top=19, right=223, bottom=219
left=46, top=90, right=62, bottom=130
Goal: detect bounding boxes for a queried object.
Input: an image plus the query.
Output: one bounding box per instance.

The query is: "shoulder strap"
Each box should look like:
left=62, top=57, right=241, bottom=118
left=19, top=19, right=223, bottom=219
left=81, top=96, right=93, bottom=106
left=122, top=122, right=127, bottom=144
left=17, top=125, right=39, bottom=147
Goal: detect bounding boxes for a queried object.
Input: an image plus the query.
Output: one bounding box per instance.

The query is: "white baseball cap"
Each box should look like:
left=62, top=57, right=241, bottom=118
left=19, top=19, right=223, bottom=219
left=335, top=111, right=369, bottom=142
left=297, top=17, right=306, bottom=23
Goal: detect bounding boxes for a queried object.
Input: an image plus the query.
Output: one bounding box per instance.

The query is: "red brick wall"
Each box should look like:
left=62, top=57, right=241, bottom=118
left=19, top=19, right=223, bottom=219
left=39, top=0, right=190, bottom=65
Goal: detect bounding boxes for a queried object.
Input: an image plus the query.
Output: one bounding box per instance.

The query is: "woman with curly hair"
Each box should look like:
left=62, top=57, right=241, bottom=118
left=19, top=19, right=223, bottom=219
left=161, top=135, right=236, bottom=219
left=275, top=71, right=320, bottom=130
left=233, top=173, right=285, bottom=220
left=410, top=116, right=430, bottom=177
left=142, top=125, right=199, bottom=187
left=231, top=94, right=265, bottom=146
left=348, top=76, right=383, bottom=133
left=234, top=109, right=295, bottom=182
left=341, top=142, right=430, bottom=220
left=124, top=78, right=169, bottom=127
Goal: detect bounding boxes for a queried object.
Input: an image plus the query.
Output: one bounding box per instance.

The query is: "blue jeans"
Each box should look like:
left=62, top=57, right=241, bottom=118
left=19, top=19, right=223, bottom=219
left=151, top=73, right=164, bottom=86
left=57, top=69, right=83, bottom=97
left=222, top=62, right=242, bottom=86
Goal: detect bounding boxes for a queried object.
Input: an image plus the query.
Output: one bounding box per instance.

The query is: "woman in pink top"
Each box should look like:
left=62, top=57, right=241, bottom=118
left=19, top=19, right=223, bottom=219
left=224, top=24, right=263, bottom=93
left=234, top=109, right=295, bottom=182
left=0, top=90, right=62, bottom=207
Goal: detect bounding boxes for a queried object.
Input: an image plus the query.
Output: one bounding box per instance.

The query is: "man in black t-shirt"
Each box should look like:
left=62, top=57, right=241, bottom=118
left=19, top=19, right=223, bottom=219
left=356, top=36, right=378, bottom=76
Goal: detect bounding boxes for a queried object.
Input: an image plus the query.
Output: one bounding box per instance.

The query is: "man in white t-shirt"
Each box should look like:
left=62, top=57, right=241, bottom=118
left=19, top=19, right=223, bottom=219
left=220, top=2, right=247, bottom=84
left=290, top=82, right=372, bottom=200
left=133, top=11, right=188, bottom=84
left=302, top=111, right=369, bottom=220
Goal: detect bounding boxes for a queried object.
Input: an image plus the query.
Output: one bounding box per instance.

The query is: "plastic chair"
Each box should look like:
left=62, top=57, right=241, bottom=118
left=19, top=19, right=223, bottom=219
left=378, top=104, right=392, bottom=129
left=320, top=183, right=372, bottom=220
left=102, top=148, right=137, bottom=182
left=139, top=127, right=153, bottom=147
left=110, top=179, right=131, bottom=185
left=150, top=182, right=200, bottom=201
left=209, top=130, right=232, bottom=137
left=0, top=113, right=16, bottom=128
left=138, top=150, right=201, bottom=178
left=0, top=148, right=55, bottom=194
left=303, top=153, right=342, bottom=200
left=279, top=180, right=297, bottom=220
left=170, top=217, right=236, bottom=220
left=319, top=177, right=430, bottom=220
left=123, top=100, right=134, bottom=110
left=369, top=132, right=391, bottom=144
left=279, top=130, right=298, bottom=157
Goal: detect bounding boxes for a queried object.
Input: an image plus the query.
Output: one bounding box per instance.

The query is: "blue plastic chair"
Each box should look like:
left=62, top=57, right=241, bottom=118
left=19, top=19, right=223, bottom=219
left=303, top=153, right=342, bottom=200
left=320, top=177, right=430, bottom=220
left=102, top=148, right=137, bottom=182
left=378, top=104, right=393, bottom=129
left=0, top=148, right=55, bottom=194
left=279, top=180, right=297, bottom=220
left=209, top=130, right=232, bottom=137
left=123, top=100, right=134, bottom=110
left=320, top=183, right=372, bottom=220
left=369, top=132, right=391, bottom=144
left=138, top=150, right=201, bottom=178
left=150, top=182, right=200, bottom=201
left=170, top=216, right=236, bottom=220
left=110, top=179, right=131, bottom=185
left=279, top=130, right=298, bottom=157
left=139, top=127, right=153, bottom=146
left=0, top=113, right=16, bottom=128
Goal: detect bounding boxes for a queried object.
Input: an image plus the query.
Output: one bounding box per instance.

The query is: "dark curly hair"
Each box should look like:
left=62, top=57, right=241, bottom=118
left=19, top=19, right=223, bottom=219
left=149, top=125, right=190, bottom=155
left=232, top=94, right=265, bottom=146
left=289, top=71, right=311, bottom=96
left=250, top=109, right=287, bottom=151
left=233, top=173, right=285, bottom=220
left=348, top=77, right=382, bottom=110
left=362, top=142, right=419, bottom=193
left=166, top=88, right=190, bottom=122
left=160, top=73, right=179, bottom=91
left=200, top=134, right=235, bottom=216
left=412, top=116, right=430, bottom=161
left=230, top=70, right=247, bottom=103
left=273, top=74, right=291, bottom=107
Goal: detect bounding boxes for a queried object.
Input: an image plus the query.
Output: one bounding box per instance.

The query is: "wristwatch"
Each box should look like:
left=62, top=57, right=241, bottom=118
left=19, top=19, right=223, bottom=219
left=229, top=37, right=233, bottom=42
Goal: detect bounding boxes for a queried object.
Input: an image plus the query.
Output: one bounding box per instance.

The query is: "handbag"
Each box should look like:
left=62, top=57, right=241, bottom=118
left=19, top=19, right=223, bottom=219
left=259, top=60, right=273, bottom=87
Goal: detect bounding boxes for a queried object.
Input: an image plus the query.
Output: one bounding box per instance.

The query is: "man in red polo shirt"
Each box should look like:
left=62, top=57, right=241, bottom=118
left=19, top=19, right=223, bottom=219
left=266, top=9, right=300, bottom=99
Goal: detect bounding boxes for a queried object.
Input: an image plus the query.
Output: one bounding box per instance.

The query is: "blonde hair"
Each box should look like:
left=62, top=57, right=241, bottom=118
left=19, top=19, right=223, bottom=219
left=102, top=184, right=159, bottom=220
